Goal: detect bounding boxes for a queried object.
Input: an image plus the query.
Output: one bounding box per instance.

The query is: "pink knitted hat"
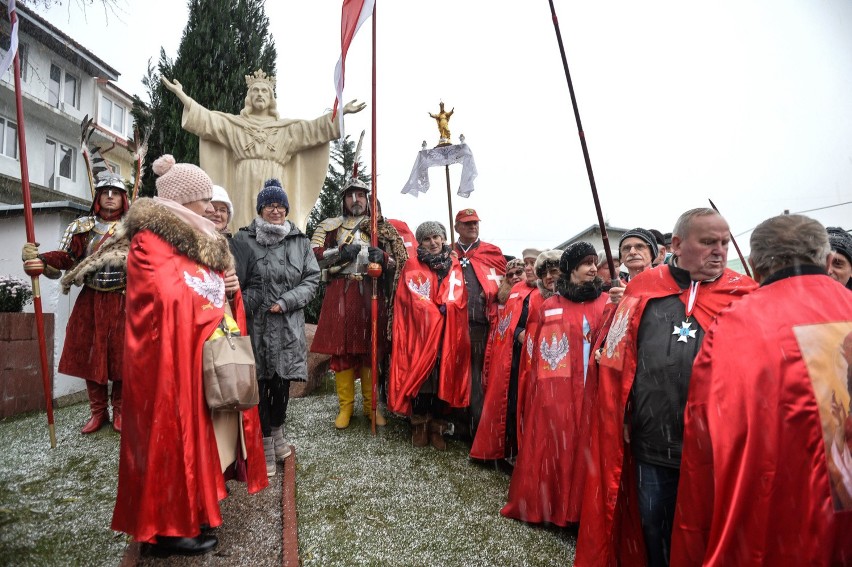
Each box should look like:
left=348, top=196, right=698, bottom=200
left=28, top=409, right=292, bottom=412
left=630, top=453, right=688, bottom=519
left=153, top=154, right=213, bottom=205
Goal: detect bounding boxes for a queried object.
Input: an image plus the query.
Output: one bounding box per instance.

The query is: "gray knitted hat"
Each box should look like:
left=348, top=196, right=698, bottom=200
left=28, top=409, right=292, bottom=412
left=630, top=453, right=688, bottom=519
left=415, top=221, right=447, bottom=243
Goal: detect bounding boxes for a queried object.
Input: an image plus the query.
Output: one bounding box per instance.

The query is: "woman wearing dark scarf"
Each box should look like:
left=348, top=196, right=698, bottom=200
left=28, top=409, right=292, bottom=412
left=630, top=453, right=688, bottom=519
left=502, top=242, right=610, bottom=527
left=388, top=221, right=469, bottom=449
left=230, top=179, right=321, bottom=476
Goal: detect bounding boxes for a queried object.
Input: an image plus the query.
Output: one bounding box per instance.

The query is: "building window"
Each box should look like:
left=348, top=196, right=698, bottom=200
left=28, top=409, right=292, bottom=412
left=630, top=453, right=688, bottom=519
left=0, top=33, right=28, bottom=82
left=48, top=64, right=79, bottom=110
left=0, top=116, right=18, bottom=159
left=45, top=139, right=76, bottom=189
left=99, top=95, right=127, bottom=135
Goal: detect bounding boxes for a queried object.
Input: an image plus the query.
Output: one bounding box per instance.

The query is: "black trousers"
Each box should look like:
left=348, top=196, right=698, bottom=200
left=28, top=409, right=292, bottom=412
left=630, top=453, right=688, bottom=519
left=257, top=375, right=290, bottom=438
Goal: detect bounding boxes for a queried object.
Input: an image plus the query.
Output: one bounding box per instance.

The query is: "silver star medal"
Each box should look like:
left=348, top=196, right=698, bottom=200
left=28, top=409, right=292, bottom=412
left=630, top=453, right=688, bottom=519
left=672, top=320, right=697, bottom=343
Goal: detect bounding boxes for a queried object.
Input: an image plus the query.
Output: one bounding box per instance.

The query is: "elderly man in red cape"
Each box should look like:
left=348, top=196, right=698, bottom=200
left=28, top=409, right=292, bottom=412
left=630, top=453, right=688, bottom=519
left=671, top=214, right=852, bottom=566
left=575, top=208, right=757, bottom=567
left=452, top=208, right=506, bottom=438
left=388, top=221, right=470, bottom=445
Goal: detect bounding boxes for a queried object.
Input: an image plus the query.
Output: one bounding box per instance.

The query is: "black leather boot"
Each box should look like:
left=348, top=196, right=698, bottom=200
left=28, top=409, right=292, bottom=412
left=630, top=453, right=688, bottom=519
left=146, top=534, right=218, bottom=557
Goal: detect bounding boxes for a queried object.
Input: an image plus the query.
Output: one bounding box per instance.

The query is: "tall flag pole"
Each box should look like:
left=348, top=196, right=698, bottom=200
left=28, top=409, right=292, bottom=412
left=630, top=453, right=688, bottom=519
left=546, top=0, right=617, bottom=280
left=7, top=1, right=57, bottom=448
left=708, top=199, right=752, bottom=278
left=368, top=0, right=379, bottom=436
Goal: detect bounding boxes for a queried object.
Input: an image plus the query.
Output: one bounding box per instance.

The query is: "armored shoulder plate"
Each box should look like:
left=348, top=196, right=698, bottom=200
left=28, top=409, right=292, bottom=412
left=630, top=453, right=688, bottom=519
left=58, top=216, right=96, bottom=253
left=311, top=216, right=345, bottom=248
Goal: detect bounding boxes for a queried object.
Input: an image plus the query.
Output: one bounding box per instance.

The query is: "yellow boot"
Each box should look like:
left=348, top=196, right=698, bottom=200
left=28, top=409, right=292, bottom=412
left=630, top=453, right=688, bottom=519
left=334, top=369, right=356, bottom=429
left=359, top=367, right=386, bottom=426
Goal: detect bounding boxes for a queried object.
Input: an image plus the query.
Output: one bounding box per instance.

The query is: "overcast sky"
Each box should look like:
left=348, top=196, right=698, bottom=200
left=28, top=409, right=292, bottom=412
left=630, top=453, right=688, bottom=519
left=39, top=0, right=852, bottom=257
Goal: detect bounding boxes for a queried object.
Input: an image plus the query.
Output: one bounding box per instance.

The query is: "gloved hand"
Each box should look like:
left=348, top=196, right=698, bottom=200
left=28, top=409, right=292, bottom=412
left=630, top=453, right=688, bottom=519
left=367, top=246, right=384, bottom=263
left=22, top=242, right=40, bottom=261
left=339, top=243, right=362, bottom=262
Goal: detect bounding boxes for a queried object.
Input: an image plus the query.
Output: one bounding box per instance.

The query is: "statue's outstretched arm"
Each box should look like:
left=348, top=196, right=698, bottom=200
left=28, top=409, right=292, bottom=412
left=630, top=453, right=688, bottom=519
left=161, top=76, right=193, bottom=108
left=342, top=99, right=367, bottom=115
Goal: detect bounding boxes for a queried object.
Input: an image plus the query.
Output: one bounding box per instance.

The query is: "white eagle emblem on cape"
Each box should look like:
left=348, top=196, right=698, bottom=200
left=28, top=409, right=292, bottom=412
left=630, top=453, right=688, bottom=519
left=407, top=276, right=431, bottom=299
left=605, top=307, right=631, bottom=358
left=540, top=333, right=569, bottom=371
left=496, top=310, right=512, bottom=339
left=184, top=268, right=225, bottom=308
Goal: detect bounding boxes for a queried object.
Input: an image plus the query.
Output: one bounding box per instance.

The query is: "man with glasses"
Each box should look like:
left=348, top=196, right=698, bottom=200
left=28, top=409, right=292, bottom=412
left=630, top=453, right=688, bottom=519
left=617, top=227, right=659, bottom=283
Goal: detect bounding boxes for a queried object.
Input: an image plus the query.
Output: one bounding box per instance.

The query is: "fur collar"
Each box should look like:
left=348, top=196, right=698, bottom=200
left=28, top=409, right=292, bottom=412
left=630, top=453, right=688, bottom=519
left=60, top=220, right=129, bottom=294
left=536, top=280, right=556, bottom=300
left=555, top=275, right=604, bottom=303
left=125, top=198, right=233, bottom=272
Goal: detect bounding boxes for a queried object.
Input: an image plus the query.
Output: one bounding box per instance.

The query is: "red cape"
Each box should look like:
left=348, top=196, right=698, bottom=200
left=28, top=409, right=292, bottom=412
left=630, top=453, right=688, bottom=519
left=388, top=218, right=416, bottom=255
left=112, top=230, right=266, bottom=543
left=516, top=288, right=547, bottom=451
left=502, top=292, right=609, bottom=526
left=672, top=274, right=852, bottom=566
left=575, top=266, right=757, bottom=567
left=388, top=255, right=444, bottom=414
left=470, top=282, right=536, bottom=460
left=436, top=260, right=471, bottom=408
left=458, top=240, right=506, bottom=306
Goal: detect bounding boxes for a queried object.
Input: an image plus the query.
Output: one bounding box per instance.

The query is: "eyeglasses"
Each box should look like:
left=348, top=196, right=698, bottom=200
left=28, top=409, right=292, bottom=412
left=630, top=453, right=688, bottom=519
left=507, top=270, right=524, bottom=278
left=212, top=206, right=229, bottom=215
left=620, top=243, right=648, bottom=254
left=263, top=204, right=286, bottom=212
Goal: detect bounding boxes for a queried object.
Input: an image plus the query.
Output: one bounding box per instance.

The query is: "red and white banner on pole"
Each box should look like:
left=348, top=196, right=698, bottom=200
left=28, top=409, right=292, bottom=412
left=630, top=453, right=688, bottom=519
left=0, top=0, right=19, bottom=78
left=332, top=0, right=374, bottom=136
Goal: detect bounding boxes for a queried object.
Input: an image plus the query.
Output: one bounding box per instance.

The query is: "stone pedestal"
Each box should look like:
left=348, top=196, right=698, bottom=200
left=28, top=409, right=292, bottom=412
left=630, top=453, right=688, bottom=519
left=0, top=312, right=54, bottom=418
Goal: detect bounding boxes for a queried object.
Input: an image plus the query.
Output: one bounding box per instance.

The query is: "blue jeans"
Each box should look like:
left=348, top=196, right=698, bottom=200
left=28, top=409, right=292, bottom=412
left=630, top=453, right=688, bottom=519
left=635, top=459, right=680, bottom=567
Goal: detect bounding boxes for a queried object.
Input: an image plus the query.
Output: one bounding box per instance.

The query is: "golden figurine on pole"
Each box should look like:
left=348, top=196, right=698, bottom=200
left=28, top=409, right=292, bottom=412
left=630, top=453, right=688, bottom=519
left=429, top=101, right=454, bottom=146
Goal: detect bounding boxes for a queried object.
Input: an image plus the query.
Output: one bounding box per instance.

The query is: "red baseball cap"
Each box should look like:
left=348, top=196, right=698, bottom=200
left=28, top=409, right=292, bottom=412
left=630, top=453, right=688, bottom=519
left=455, top=208, right=481, bottom=223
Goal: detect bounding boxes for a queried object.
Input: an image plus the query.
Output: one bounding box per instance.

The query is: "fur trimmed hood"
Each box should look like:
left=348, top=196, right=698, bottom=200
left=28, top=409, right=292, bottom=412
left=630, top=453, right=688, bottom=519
left=125, top=198, right=233, bottom=272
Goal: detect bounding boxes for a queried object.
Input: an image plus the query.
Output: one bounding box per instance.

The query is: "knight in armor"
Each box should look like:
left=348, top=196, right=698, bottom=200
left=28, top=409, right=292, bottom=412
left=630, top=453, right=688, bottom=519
left=310, top=179, right=405, bottom=429
left=21, top=171, right=129, bottom=434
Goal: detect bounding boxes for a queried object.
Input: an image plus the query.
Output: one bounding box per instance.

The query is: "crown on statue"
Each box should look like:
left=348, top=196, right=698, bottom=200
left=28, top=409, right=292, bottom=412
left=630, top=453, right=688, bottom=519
left=245, top=69, right=276, bottom=91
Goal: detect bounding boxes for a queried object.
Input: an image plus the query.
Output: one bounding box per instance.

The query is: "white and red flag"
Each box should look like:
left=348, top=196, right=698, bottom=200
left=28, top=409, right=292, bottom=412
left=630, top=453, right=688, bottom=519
left=332, top=0, right=374, bottom=135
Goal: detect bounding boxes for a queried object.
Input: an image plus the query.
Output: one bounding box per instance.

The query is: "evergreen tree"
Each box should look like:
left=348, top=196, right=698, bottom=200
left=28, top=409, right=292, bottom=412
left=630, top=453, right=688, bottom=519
left=135, top=0, right=276, bottom=197
left=304, top=135, right=370, bottom=324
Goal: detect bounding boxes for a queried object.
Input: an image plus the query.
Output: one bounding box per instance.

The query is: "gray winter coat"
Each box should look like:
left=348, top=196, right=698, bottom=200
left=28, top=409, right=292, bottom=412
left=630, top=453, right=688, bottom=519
left=230, top=220, right=320, bottom=381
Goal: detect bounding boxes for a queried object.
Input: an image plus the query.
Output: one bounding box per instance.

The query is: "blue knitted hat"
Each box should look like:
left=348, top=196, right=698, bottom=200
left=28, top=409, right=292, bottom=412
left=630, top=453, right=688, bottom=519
left=256, top=178, right=289, bottom=213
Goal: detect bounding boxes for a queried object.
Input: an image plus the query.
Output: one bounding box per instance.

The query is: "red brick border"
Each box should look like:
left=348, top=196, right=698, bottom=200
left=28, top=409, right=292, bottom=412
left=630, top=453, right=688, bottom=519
left=281, top=447, right=299, bottom=567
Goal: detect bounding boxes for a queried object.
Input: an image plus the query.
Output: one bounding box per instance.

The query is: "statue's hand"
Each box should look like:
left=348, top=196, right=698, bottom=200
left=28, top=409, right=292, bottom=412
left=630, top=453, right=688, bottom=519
left=342, top=99, right=366, bottom=115
left=161, top=77, right=191, bottom=106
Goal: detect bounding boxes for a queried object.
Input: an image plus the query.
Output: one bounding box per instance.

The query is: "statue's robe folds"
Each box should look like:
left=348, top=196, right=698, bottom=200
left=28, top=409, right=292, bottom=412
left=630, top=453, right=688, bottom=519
left=183, top=101, right=340, bottom=231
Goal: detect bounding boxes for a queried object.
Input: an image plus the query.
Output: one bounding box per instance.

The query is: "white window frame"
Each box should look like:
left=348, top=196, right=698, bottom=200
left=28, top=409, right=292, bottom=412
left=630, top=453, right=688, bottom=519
left=0, top=116, right=18, bottom=160
left=99, top=94, right=129, bottom=136
left=48, top=63, right=79, bottom=110
left=45, top=138, right=76, bottom=187
left=106, top=160, right=121, bottom=176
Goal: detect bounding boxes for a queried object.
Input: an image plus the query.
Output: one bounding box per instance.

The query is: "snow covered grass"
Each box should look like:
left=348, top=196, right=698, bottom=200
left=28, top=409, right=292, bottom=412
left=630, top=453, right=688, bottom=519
left=291, top=375, right=575, bottom=566
left=0, top=376, right=575, bottom=565
left=0, top=403, right=125, bottom=566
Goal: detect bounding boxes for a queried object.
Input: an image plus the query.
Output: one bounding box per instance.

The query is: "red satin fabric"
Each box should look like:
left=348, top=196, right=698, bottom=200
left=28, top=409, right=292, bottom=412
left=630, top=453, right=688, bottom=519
left=459, top=241, right=506, bottom=306
left=502, top=292, right=608, bottom=526
left=516, top=288, right=546, bottom=451
left=672, top=274, right=852, bottom=566
left=436, top=260, right=471, bottom=408
left=112, top=230, right=227, bottom=543
left=387, top=256, right=444, bottom=415
left=470, top=282, right=535, bottom=460
left=575, top=266, right=757, bottom=567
